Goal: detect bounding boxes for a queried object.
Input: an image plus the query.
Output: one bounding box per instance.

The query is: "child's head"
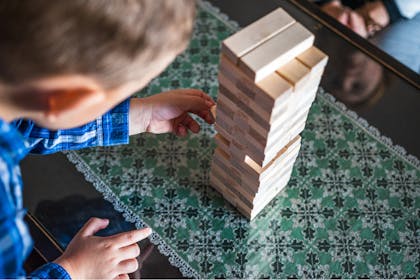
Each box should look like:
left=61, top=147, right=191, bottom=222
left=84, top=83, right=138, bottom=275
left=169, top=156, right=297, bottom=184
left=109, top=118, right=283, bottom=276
left=0, top=0, right=196, bottom=129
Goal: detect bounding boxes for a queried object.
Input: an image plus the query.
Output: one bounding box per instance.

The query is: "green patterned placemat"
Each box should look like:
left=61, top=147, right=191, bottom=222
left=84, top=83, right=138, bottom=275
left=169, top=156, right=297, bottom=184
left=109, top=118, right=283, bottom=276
left=66, top=1, right=420, bottom=278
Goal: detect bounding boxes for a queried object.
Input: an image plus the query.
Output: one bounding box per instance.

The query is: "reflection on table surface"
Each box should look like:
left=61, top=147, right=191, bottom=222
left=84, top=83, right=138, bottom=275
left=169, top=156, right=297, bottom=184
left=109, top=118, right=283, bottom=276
left=22, top=0, right=419, bottom=278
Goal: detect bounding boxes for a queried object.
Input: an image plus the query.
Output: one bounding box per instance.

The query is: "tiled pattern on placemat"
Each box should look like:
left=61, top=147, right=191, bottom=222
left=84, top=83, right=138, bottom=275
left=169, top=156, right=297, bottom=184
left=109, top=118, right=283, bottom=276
left=68, top=2, right=420, bottom=278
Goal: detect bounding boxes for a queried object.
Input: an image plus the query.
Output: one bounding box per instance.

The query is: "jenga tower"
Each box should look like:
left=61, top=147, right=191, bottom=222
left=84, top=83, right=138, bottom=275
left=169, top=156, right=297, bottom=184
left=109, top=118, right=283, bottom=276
left=210, top=8, right=328, bottom=220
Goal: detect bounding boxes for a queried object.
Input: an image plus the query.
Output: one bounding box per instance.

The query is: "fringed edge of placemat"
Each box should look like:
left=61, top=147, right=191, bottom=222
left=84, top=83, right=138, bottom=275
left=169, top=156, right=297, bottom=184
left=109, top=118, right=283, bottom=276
left=317, top=88, right=420, bottom=170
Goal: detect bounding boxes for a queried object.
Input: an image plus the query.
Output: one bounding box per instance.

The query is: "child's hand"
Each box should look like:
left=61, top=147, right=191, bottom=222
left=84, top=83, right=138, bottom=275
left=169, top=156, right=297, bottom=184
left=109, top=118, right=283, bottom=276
left=129, top=89, right=215, bottom=137
left=54, top=217, right=151, bottom=279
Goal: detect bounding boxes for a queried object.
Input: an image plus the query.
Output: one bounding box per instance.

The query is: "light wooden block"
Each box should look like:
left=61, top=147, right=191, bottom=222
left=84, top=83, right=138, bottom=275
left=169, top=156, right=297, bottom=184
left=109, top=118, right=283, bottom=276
left=212, top=148, right=258, bottom=197
left=276, top=58, right=311, bottom=91
left=214, top=135, right=301, bottom=195
left=219, top=55, right=293, bottom=115
left=212, top=163, right=254, bottom=209
left=221, top=8, right=295, bottom=64
left=209, top=171, right=252, bottom=219
left=218, top=70, right=273, bottom=123
left=296, top=46, right=328, bottom=74
left=210, top=140, right=301, bottom=220
left=210, top=105, right=217, bottom=120
left=214, top=123, right=231, bottom=142
left=211, top=152, right=292, bottom=218
left=250, top=154, right=297, bottom=217
left=235, top=142, right=299, bottom=203
left=222, top=71, right=319, bottom=168
left=214, top=106, right=233, bottom=132
left=239, top=22, right=314, bottom=82
left=214, top=133, right=230, bottom=152
left=218, top=80, right=270, bottom=132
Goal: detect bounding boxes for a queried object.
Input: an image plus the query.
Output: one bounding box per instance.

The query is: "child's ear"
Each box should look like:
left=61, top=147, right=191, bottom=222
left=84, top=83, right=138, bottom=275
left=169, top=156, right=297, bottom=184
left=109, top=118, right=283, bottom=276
left=43, top=86, right=105, bottom=122
left=19, top=75, right=106, bottom=121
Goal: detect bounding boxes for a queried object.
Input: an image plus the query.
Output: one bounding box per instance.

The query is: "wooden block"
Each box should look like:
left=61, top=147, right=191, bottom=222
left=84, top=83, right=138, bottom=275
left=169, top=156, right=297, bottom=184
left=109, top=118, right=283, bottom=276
left=218, top=74, right=292, bottom=154
left=212, top=148, right=258, bottom=197
left=209, top=171, right=252, bottom=219
left=254, top=158, right=296, bottom=207
left=218, top=82, right=271, bottom=138
left=262, top=73, right=322, bottom=153
left=210, top=170, right=240, bottom=206
left=251, top=155, right=297, bottom=218
left=244, top=134, right=300, bottom=176
left=214, top=105, right=261, bottom=160
left=214, top=133, right=230, bottom=153
left=264, top=99, right=310, bottom=156
left=211, top=139, right=302, bottom=220
left=255, top=71, right=293, bottom=108
left=296, top=46, right=328, bottom=74
left=218, top=78, right=270, bottom=133
left=266, top=90, right=316, bottom=149
left=211, top=163, right=255, bottom=209
left=239, top=22, right=314, bottom=82
left=214, top=123, right=232, bottom=142
left=218, top=70, right=271, bottom=122
left=214, top=107, right=233, bottom=132
left=276, top=58, right=311, bottom=91
left=212, top=163, right=257, bottom=206
left=221, top=8, right=295, bottom=64
left=210, top=105, right=217, bottom=120
left=258, top=139, right=301, bottom=189
left=213, top=150, right=243, bottom=187
left=216, top=96, right=235, bottom=120
left=225, top=75, right=317, bottom=166
left=230, top=135, right=301, bottom=192
left=219, top=55, right=293, bottom=115
left=253, top=141, right=301, bottom=204
left=215, top=63, right=319, bottom=162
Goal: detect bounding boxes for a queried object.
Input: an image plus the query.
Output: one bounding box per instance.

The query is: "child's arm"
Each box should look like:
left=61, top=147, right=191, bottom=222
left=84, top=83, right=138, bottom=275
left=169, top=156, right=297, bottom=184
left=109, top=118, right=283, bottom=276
left=13, top=99, right=130, bottom=154
left=13, top=89, right=214, bottom=154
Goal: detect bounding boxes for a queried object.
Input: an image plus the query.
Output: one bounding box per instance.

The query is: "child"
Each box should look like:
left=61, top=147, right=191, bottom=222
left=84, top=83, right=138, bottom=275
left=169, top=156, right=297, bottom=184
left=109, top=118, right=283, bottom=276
left=0, top=0, right=214, bottom=278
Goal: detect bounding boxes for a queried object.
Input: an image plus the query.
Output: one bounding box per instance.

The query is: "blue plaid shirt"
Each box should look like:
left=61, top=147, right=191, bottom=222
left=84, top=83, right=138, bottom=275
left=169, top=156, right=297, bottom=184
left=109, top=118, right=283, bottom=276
left=0, top=100, right=129, bottom=278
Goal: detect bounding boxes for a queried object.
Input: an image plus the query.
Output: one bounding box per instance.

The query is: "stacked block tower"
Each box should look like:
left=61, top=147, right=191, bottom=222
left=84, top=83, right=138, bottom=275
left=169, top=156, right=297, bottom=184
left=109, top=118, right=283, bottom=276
left=210, top=8, right=328, bottom=220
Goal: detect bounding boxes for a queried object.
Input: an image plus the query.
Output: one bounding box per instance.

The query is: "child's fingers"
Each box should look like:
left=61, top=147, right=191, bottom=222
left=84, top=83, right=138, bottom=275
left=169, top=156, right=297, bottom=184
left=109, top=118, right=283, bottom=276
left=175, top=124, right=188, bottom=137
left=119, top=243, right=141, bottom=260
left=196, top=109, right=215, bottom=124
left=111, top=227, right=152, bottom=248
left=182, top=114, right=200, bottom=133
left=79, top=217, right=109, bottom=237
left=118, top=258, right=139, bottom=274
left=178, top=95, right=213, bottom=113
left=181, top=89, right=215, bottom=105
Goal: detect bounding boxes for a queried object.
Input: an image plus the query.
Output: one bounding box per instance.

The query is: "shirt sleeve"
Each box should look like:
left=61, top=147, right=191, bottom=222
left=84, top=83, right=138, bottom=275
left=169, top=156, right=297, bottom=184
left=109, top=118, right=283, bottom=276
left=0, top=194, right=26, bottom=278
left=29, top=263, right=71, bottom=279
left=13, top=99, right=130, bottom=154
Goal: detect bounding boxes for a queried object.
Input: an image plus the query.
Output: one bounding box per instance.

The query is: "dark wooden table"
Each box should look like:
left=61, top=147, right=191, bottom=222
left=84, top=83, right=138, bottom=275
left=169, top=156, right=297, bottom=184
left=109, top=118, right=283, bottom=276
left=22, top=0, right=419, bottom=278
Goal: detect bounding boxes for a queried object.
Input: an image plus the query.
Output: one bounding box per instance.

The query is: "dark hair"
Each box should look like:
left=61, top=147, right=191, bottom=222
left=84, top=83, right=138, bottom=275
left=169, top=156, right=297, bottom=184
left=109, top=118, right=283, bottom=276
left=0, top=0, right=196, bottom=88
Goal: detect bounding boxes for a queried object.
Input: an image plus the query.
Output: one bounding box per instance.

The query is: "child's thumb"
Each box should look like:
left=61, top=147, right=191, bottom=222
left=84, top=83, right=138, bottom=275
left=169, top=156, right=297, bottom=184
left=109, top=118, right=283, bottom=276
left=79, top=217, right=110, bottom=237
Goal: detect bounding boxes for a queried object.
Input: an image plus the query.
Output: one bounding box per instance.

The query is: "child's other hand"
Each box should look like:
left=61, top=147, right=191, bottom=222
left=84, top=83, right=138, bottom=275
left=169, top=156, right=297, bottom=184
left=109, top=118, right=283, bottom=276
left=129, top=89, right=215, bottom=137
left=54, top=217, right=151, bottom=279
